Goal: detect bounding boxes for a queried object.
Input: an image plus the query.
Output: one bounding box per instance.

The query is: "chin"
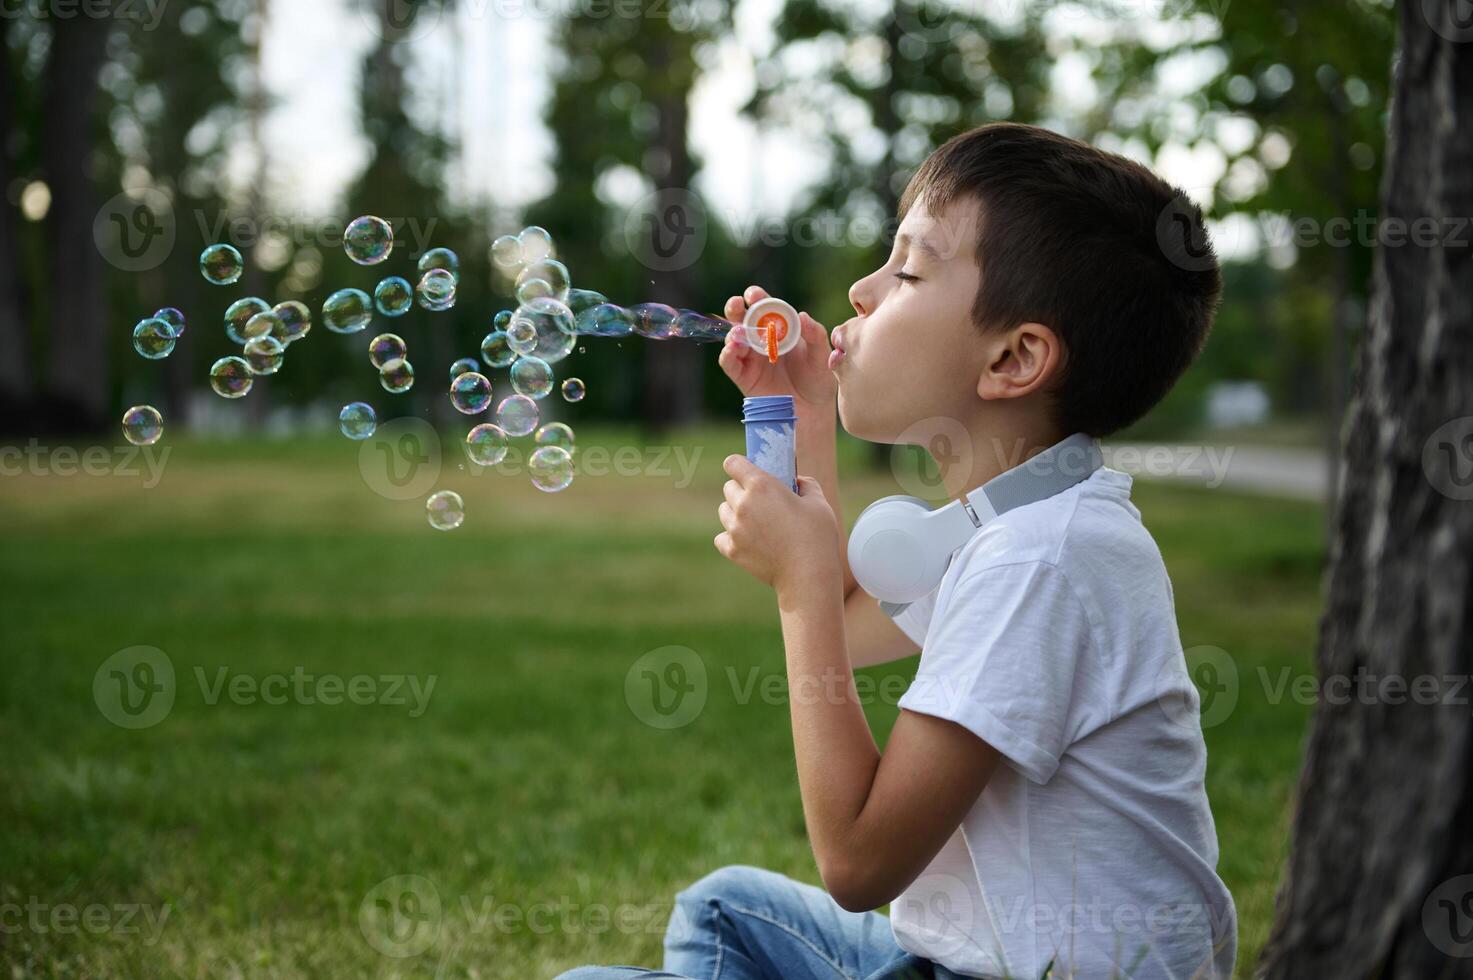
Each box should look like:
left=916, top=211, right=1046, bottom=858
left=836, top=387, right=896, bottom=444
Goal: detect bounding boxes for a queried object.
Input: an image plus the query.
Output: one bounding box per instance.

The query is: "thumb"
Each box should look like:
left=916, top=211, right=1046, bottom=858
left=799, top=312, right=830, bottom=350
left=795, top=475, right=824, bottom=498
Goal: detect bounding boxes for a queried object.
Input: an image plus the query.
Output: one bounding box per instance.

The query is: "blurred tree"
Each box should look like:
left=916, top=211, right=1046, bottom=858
left=1082, top=0, right=1393, bottom=488
left=1259, top=2, right=1473, bottom=975
left=747, top=0, right=1051, bottom=319
left=527, top=0, right=734, bottom=428
left=0, top=14, right=32, bottom=429
left=41, top=1, right=114, bottom=433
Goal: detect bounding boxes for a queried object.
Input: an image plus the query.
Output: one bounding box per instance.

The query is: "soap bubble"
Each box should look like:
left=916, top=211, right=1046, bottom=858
left=576, top=302, right=635, bottom=337
left=244, top=335, right=285, bottom=375
left=380, top=358, right=415, bottom=393
left=492, top=234, right=522, bottom=270
left=450, top=370, right=493, bottom=414
left=417, top=268, right=457, bottom=311
left=510, top=355, right=553, bottom=399
left=631, top=302, right=679, bottom=339
left=496, top=393, right=538, bottom=436
left=426, top=489, right=464, bottom=531
left=132, top=317, right=176, bottom=359
left=244, top=309, right=283, bottom=343
left=323, top=288, right=373, bottom=334
left=516, top=259, right=571, bottom=302
left=200, top=243, right=243, bottom=285
left=121, top=405, right=163, bottom=446
left=368, top=333, right=407, bottom=369
left=339, top=401, right=377, bottom=440
left=153, top=307, right=186, bottom=336
left=506, top=317, right=538, bottom=357
left=518, top=225, right=554, bottom=263
left=466, top=423, right=509, bottom=466
left=272, top=301, right=312, bottom=343
left=344, top=215, right=393, bottom=265
left=565, top=289, right=607, bottom=317
left=374, top=276, right=413, bottom=317
left=417, top=247, right=460, bottom=280
left=534, top=421, right=575, bottom=453
left=210, top=356, right=253, bottom=398
left=528, top=445, right=574, bottom=493
left=480, top=330, right=515, bottom=368
left=225, top=297, right=270, bottom=345
left=561, top=378, right=586, bottom=402
left=449, top=357, right=480, bottom=381
left=515, top=278, right=554, bottom=305
left=516, top=296, right=576, bottom=363
left=494, top=310, right=513, bottom=330
left=675, top=309, right=733, bottom=342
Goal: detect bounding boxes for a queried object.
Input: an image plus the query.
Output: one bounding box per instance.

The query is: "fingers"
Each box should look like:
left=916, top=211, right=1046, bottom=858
left=718, top=501, right=734, bottom=529
left=743, top=284, right=769, bottom=305
left=723, top=294, right=747, bottom=326
left=798, top=312, right=829, bottom=350
left=713, top=531, right=734, bottom=560
left=723, top=453, right=761, bottom=486
left=723, top=479, right=741, bottom=507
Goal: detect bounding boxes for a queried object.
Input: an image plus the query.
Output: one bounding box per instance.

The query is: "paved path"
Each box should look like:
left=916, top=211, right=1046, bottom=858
left=1105, top=443, right=1329, bottom=501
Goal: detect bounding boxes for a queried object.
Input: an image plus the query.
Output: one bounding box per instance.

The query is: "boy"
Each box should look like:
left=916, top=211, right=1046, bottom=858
left=561, top=123, right=1236, bottom=979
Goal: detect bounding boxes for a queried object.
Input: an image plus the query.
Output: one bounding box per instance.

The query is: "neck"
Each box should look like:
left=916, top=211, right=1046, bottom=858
left=939, top=416, right=1066, bottom=499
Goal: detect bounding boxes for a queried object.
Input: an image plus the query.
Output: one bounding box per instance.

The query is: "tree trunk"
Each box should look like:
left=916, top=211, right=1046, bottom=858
left=41, top=7, right=111, bottom=434
left=1257, top=3, right=1473, bottom=976
left=0, top=14, right=34, bottom=431
left=641, top=35, right=703, bottom=430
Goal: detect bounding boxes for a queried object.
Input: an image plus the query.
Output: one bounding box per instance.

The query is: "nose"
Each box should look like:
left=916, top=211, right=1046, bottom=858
left=848, top=273, right=874, bottom=317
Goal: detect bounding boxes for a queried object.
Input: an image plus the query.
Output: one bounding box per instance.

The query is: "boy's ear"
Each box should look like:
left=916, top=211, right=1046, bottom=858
left=977, top=321, right=1062, bottom=401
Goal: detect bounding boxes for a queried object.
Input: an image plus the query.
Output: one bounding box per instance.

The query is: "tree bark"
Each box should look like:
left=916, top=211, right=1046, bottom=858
left=41, top=8, right=111, bottom=434
left=1257, top=3, right=1473, bottom=976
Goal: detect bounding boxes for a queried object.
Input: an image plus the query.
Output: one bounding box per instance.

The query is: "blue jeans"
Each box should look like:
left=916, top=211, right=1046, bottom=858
left=555, top=865, right=960, bottom=980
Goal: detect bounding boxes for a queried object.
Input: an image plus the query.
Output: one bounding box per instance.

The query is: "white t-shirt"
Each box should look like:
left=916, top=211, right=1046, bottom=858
left=887, top=467, right=1237, bottom=980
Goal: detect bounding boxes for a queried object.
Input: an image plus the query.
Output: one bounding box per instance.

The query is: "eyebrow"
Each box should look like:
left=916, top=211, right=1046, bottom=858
left=898, top=233, right=941, bottom=261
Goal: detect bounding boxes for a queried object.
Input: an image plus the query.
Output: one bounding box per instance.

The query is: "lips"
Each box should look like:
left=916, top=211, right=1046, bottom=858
left=829, top=325, right=847, bottom=370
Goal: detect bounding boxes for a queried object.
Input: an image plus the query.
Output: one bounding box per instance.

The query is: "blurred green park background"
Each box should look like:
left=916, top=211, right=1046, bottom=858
left=1, top=0, right=1389, bottom=976
left=0, top=429, right=1321, bottom=977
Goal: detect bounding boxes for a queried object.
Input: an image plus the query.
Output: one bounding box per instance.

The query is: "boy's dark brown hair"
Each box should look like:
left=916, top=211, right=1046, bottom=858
left=899, top=122, right=1221, bottom=438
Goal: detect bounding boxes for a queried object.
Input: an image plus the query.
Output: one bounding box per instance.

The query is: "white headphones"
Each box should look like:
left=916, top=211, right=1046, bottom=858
left=848, top=433, right=1104, bottom=614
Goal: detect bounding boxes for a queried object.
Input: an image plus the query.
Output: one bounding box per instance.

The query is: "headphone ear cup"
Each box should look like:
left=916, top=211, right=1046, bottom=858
left=849, top=496, right=952, bottom=604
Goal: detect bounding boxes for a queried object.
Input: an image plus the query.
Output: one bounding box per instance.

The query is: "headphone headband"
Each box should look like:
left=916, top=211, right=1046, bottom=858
left=853, top=433, right=1104, bottom=615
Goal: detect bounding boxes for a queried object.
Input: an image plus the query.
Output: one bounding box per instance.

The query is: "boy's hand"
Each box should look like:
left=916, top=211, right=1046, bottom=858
left=715, top=455, right=842, bottom=595
left=719, top=286, right=836, bottom=415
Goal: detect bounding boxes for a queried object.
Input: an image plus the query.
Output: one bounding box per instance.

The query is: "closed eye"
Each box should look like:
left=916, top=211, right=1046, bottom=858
left=894, top=271, right=920, bottom=283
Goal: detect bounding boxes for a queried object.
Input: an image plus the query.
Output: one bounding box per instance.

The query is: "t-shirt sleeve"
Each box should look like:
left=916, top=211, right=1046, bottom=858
left=896, top=559, right=1098, bottom=785
left=889, top=589, right=936, bottom=647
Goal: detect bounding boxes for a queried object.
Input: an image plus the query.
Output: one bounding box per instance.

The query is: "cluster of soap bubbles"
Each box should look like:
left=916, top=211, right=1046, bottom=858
left=128, top=218, right=702, bottom=526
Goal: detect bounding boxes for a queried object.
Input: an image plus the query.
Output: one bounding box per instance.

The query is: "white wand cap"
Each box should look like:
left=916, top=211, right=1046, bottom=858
left=742, top=297, right=801, bottom=360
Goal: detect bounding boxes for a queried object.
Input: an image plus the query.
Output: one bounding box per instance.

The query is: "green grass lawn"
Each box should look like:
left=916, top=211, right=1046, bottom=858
left=0, top=426, right=1322, bottom=978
